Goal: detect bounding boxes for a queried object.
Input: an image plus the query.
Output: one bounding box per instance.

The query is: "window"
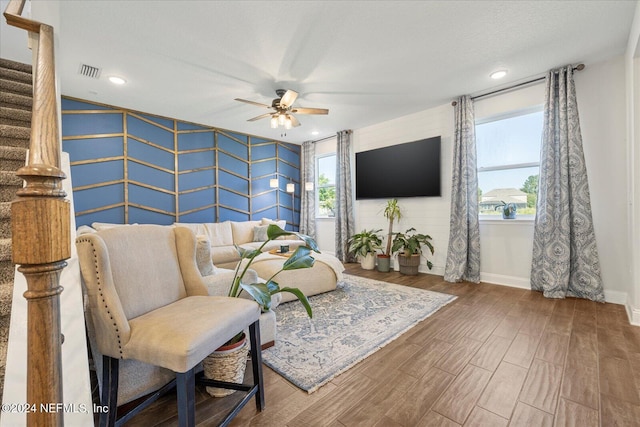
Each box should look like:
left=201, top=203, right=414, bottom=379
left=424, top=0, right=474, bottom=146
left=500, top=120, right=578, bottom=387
left=476, top=108, right=543, bottom=217
left=316, top=154, right=336, bottom=217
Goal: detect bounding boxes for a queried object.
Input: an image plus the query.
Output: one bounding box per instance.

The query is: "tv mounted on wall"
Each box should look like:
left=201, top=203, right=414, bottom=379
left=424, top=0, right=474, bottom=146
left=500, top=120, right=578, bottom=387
left=355, top=136, right=441, bottom=200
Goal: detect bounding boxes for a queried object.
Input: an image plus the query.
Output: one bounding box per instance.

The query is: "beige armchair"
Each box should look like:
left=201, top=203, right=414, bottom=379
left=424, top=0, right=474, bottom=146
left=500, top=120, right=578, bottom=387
left=76, top=225, right=264, bottom=426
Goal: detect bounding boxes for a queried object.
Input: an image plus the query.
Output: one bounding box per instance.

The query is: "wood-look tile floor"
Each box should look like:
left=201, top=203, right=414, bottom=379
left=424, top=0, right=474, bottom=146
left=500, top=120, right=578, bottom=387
left=124, top=264, right=640, bottom=426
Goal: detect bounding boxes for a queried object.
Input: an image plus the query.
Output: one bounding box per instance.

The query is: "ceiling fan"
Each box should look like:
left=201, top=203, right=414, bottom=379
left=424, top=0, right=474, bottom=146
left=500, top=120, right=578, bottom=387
left=235, top=89, right=328, bottom=129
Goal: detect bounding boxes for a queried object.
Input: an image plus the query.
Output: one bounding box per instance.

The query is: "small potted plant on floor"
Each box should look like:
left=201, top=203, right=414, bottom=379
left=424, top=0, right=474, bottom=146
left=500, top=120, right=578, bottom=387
left=391, top=227, right=434, bottom=275
left=496, top=200, right=517, bottom=219
left=378, top=199, right=401, bottom=272
left=347, top=229, right=383, bottom=270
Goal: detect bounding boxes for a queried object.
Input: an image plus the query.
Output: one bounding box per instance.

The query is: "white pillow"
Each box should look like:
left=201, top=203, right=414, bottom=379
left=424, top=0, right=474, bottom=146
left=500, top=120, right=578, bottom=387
left=253, top=225, right=269, bottom=242
left=261, top=218, right=286, bottom=230
left=195, top=235, right=215, bottom=276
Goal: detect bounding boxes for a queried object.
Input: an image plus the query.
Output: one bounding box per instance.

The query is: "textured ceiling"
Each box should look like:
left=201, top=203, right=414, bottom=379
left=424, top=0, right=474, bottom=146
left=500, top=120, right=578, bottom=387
left=1, top=1, right=637, bottom=143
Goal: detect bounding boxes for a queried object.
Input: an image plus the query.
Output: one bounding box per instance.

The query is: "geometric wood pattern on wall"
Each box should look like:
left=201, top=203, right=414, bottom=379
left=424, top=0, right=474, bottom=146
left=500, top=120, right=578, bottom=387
left=61, top=97, right=301, bottom=230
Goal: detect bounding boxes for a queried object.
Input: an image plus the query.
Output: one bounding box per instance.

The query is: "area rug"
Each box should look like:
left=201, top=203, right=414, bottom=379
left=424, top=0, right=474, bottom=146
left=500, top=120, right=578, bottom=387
left=262, top=274, right=456, bottom=393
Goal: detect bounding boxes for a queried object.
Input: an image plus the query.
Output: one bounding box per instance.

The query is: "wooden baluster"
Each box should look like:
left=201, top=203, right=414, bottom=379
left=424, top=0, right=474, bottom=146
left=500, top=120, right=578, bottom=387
left=4, top=1, right=70, bottom=424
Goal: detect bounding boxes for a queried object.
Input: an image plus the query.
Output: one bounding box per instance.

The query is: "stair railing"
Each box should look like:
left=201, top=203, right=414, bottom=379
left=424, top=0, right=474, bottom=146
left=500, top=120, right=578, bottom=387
left=4, top=0, right=70, bottom=426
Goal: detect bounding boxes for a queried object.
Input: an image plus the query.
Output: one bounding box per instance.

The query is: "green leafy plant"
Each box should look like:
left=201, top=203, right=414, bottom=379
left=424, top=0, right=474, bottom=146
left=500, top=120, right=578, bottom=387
left=391, top=227, right=435, bottom=269
left=347, top=229, right=383, bottom=257
left=382, top=199, right=401, bottom=256
left=228, top=224, right=318, bottom=328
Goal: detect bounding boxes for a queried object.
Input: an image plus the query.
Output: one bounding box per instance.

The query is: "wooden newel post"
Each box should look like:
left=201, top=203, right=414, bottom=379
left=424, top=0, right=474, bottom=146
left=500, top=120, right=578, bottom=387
left=12, top=166, right=70, bottom=427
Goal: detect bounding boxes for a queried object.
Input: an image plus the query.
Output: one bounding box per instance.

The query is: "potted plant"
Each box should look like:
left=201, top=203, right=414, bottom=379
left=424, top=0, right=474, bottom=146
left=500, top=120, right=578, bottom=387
left=378, top=199, right=401, bottom=272
left=205, top=224, right=318, bottom=396
left=496, top=200, right=517, bottom=219
left=347, top=229, right=383, bottom=270
left=391, top=227, right=434, bottom=275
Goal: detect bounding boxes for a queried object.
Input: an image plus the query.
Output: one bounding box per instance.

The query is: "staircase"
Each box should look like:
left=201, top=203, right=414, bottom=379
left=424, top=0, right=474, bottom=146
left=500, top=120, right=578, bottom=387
left=0, top=57, right=31, bottom=401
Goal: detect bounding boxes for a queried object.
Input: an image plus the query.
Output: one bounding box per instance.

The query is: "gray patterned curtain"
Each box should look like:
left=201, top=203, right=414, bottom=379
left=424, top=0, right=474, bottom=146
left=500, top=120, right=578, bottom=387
left=335, top=130, right=355, bottom=262
left=444, top=95, right=481, bottom=283
left=531, top=66, right=604, bottom=302
left=299, top=140, right=316, bottom=238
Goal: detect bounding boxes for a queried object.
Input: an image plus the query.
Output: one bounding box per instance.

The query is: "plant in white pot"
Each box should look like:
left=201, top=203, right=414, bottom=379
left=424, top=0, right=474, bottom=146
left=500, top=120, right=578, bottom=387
left=391, top=228, right=434, bottom=276
left=204, top=224, right=317, bottom=396
left=347, top=229, right=383, bottom=270
left=378, top=198, right=401, bottom=272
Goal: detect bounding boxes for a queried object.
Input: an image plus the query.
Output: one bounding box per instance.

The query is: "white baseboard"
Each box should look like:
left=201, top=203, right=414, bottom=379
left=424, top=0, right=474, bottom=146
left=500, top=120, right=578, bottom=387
left=626, top=296, right=640, bottom=326
left=479, top=273, right=531, bottom=289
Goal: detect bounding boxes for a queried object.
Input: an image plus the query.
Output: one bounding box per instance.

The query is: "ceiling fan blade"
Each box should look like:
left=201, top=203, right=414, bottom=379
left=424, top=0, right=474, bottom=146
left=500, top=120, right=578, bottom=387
left=279, top=90, right=299, bottom=108
left=289, top=114, right=301, bottom=127
left=291, top=107, right=329, bottom=115
left=247, top=113, right=273, bottom=122
left=235, top=98, right=273, bottom=109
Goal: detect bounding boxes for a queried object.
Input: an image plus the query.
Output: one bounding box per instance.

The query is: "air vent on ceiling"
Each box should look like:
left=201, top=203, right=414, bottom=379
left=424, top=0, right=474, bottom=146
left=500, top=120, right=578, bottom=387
left=78, top=63, right=101, bottom=79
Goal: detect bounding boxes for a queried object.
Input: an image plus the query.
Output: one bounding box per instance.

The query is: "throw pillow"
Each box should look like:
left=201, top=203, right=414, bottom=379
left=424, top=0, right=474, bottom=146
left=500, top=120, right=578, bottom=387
left=195, top=235, right=215, bottom=276
left=253, top=225, right=269, bottom=242
left=261, top=218, right=286, bottom=230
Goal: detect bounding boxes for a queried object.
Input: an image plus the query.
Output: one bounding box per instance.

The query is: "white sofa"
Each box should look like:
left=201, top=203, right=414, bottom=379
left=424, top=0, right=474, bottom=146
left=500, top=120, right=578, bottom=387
left=173, top=218, right=305, bottom=269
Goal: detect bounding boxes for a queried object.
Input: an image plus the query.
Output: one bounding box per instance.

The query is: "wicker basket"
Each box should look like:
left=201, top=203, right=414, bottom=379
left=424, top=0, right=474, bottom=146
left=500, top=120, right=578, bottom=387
left=203, top=337, right=249, bottom=397
left=398, top=253, right=420, bottom=275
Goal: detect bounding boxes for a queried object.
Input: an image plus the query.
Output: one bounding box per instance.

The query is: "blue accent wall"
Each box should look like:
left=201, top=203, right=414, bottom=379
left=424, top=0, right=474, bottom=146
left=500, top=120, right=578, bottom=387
left=62, top=97, right=301, bottom=230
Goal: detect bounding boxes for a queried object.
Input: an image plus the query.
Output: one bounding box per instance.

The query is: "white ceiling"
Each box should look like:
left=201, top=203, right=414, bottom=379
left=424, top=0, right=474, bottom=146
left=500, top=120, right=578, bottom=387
left=1, top=1, right=637, bottom=144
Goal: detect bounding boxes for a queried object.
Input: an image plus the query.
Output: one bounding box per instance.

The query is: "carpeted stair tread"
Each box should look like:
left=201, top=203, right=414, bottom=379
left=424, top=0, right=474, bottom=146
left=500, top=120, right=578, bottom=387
left=0, top=202, right=10, bottom=240
left=0, top=106, right=31, bottom=126
left=0, top=91, right=32, bottom=111
left=0, top=146, right=27, bottom=161
left=0, top=171, right=21, bottom=187
left=0, top=125, right=31, bottom=142
left=0, top=239, right=11, bottom=262
left=0, top=66, right=32, bottom=85
left=0, top=78, right=32, bottom=97
left=0, top=58, right=32, bottom=74
left=0, top=260, right=14, bottom=287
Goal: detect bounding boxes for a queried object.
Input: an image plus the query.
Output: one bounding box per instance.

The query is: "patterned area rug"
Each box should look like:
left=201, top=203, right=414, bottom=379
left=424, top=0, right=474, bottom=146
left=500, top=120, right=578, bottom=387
left=262, top=274, right=456, bottom=393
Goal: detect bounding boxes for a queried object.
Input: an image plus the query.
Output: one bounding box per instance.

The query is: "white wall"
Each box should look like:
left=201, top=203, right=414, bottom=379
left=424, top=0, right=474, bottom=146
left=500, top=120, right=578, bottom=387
left=353, top=105, right=454, bottom=275
left=626, top=0, right=640, bottom=325
left=350, top=56, right=630, bottom=306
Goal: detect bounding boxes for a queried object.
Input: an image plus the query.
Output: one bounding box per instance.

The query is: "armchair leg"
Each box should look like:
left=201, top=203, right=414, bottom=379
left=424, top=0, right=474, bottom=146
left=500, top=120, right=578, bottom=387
left=100, top=356, right=119, bottom=427
left=248, top=320, right=265, bottom=411
left=176, top=368, right=196, bottom=427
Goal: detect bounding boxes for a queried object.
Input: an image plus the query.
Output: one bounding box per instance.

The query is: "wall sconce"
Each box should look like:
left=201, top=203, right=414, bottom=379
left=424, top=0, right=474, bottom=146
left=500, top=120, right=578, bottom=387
left=270, top=178, right=278, bottom=188
left=305, top=182, right=314, bottom=191
left=286, top=183, right=295, bottom=193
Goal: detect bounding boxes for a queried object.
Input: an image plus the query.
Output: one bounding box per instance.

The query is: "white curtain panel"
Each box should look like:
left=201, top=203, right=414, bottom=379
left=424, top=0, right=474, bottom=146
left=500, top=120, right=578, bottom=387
left=334, top=130, right=355, bottom=262
left=299, top=140, right=316, bottom=238
left=530, top=66, right=604, bottom=302
left=444, top=95, right=481, bottom=283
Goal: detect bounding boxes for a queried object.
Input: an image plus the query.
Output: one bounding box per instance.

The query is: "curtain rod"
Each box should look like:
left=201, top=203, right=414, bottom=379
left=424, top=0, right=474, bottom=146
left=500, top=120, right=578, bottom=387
left=310, top=129, right=351, bottom=144
left=451, top=63, right=585, bottom=106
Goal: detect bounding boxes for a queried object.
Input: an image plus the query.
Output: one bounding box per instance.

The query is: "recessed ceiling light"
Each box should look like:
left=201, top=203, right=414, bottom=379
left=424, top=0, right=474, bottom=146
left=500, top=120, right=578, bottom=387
left=490, top=70, right=508, bottom=80
left=311, top=131, right=319, bottom=136
left=108, top=76, right=127, bottom=85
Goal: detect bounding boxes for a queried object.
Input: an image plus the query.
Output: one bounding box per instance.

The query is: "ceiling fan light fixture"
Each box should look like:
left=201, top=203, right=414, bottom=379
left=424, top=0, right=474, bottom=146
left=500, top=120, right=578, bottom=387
left=270, top=116, right=278, bottom=128
left=284, top=115, right=292, bottom=130
left=278, top=114, right=286, bottom=126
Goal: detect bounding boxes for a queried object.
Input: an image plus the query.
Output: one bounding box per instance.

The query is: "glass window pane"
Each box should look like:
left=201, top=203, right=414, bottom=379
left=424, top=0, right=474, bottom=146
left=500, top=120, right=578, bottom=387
left=317, top=154, right=336, bottom=217
left=476, top=110, right=543, bottom=169
left=478, top=166, right=539, bottom=215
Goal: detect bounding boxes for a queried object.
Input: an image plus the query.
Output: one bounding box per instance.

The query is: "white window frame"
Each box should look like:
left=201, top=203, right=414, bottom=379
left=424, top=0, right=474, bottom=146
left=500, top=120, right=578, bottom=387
left=476, top=105, right=543, bottom=222
left=315, top=153, right=336, bottom=218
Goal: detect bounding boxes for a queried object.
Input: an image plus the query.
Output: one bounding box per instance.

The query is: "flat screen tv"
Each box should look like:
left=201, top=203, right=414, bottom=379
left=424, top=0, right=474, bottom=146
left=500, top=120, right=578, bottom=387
left=355, top=136, right=441, bottom=199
